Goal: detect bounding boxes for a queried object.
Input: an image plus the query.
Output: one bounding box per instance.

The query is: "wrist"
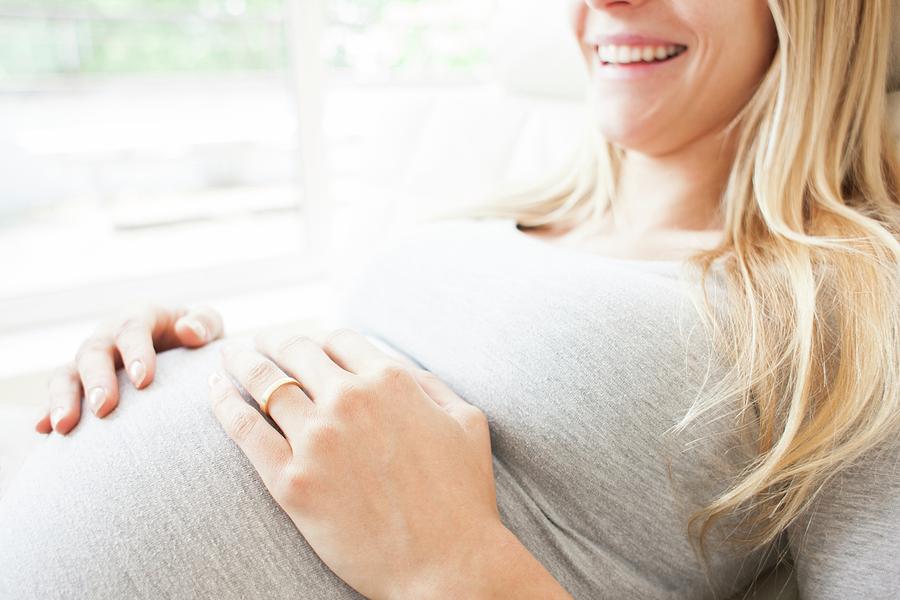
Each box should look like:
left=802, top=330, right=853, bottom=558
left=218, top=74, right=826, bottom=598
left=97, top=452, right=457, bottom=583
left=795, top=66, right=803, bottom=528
left=391, top=520, right=572, bottom=600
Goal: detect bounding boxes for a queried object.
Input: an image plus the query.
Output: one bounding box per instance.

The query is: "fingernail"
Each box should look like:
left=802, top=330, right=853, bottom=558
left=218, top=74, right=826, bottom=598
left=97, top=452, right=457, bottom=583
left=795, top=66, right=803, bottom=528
left=184, top=318, right=208, bottom=342
left=208, top=372, right=222, bottom=388
left=88, top=387, right=106, bottom=416
left=50, top=407, right=66, bottom=431
left=128, top=360, right=146, bottom=387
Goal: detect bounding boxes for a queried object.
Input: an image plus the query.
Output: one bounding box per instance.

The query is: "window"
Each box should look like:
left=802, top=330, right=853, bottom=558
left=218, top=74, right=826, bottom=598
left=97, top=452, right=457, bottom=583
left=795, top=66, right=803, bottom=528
left=324, top=0, right=494, bottom=83
left=0, top=0, right=497, bottom=336
left=0, top=0, right=316, bottom=329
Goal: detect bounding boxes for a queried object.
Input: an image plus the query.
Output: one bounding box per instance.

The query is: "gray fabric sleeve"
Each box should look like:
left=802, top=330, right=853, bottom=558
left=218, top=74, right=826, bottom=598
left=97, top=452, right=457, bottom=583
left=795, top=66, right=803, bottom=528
left=788, top=439, right=900, bottom=599
left=0, top=338, right=363, bottom=600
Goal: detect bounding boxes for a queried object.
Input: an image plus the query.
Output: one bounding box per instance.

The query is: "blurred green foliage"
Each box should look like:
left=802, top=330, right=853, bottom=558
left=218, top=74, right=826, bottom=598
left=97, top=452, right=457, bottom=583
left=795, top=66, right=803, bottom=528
left=0, top=0, right=489, bottom=81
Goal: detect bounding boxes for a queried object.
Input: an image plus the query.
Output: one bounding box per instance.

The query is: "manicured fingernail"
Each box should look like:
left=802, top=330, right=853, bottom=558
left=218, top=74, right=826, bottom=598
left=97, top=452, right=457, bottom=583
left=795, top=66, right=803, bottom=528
left=129, top=360, right=146, bottom=386
left=208, top=372, right=222, bottom=388
left=88, top=387, right=106, bottom=416
left=184, top=318, right=208, bottom=341
left=50, top=407, right=66, bottom=430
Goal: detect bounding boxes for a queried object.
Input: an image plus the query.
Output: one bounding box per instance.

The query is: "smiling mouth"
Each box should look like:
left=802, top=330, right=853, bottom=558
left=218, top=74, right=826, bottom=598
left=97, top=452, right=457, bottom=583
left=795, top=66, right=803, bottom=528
left=595, top=44, right=688, bottom=66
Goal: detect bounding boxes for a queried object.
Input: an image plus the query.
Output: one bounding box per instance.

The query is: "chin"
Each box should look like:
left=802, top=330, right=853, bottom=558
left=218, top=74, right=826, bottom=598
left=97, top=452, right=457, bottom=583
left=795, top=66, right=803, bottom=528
left=594, top=96, right=690, bottom=154
left=595, top=116, right=656, bottom=153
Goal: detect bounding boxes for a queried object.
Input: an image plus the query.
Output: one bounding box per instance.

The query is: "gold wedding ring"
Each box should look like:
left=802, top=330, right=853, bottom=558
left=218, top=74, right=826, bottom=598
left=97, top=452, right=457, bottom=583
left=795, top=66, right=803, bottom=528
left=259, top=376, right=302, bottom=417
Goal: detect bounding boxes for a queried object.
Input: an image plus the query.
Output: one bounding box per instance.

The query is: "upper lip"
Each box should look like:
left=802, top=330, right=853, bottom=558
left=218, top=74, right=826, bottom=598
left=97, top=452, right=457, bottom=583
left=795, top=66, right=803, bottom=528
left=589, top=33, right=687, bottom=48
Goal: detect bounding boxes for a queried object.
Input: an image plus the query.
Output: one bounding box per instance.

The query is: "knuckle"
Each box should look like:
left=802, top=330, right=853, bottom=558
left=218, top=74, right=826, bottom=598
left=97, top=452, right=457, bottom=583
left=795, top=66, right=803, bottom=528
left=226, top=410, right=258, bottom=443
left=329, top=396, right=356, bottom=420
left=75, top=337, right=108, bottom=363
left=50, top=361, right=77, bottom=382
left=246, top=359, right=277, bottom=387
left=327, top=379, right=367, bottom=418
left=209, top=383, right=230, bottom=407
left=464, top=407, right=490, bottom=434
left=275, top=333, right=313, bottom=357
left=305, top=423, right=340, bottom=453
left=340, top=375, right=365, bottom=396
left=415, top=369, right=441, bottom=386
left=115, top=302, right=153, bottom=324
left=467, top=407, right=489, bottom=427
left=321, top=327, right=356, bottom=351
left=114, top=316, right=144, bottom=342
left=210, top=389, right=231, bottom=410
left=372, top=362, right=414, bottom=389
left=276, top=464, right=315, bottom=500
left=331, top=377, right=364, bottom=402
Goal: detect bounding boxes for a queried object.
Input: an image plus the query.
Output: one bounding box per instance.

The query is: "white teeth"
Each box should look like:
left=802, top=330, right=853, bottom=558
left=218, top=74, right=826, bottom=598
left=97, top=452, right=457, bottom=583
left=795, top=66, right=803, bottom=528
left=598, top=43, right=686, bottom=65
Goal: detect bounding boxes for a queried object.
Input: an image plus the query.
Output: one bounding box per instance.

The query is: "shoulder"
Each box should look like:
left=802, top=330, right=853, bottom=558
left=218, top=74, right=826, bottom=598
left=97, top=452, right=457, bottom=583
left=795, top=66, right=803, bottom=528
left=788, top=436, right=900, bottom=597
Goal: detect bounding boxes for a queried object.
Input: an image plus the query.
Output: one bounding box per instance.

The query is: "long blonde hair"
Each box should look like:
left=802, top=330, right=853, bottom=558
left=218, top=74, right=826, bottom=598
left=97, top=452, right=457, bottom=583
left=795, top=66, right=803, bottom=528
left=427, top=0, right=900, bottom=554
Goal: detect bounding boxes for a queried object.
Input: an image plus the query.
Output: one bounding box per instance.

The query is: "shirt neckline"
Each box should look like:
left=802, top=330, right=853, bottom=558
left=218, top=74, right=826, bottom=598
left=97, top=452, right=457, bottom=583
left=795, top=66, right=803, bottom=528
left=499, top=217, right=686, bottom=269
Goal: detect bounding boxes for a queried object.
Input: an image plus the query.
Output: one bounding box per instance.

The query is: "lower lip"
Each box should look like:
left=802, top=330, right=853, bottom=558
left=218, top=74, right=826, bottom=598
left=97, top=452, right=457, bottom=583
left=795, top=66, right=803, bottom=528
left=592, top=51, right=687, bottom=81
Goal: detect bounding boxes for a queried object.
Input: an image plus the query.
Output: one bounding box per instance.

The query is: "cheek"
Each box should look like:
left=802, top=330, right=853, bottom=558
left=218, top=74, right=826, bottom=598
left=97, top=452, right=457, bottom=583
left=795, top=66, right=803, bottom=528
left=689, top=6, right=776, bottom=130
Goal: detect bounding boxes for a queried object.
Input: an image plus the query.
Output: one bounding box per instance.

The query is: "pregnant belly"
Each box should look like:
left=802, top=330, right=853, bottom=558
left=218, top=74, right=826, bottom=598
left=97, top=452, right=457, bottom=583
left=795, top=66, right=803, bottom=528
left=0, top=338, right=363, bottom=599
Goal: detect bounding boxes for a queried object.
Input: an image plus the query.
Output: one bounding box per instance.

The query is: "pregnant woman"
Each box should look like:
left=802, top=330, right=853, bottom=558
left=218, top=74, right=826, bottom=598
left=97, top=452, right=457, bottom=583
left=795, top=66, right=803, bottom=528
left=5, top=0, right=900, bottom=598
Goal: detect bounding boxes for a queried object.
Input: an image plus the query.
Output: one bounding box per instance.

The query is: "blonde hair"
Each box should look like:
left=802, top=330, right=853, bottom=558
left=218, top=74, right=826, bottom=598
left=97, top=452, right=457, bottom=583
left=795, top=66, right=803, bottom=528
left=427, top=0, right=900, bottom=555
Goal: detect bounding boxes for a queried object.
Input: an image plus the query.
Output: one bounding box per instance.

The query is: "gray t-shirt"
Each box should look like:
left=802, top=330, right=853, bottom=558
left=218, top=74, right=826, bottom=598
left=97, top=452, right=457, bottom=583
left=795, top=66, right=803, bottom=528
left=1, top=216, right=896, bottom=599
left=334, top=216, right=900, bottom=599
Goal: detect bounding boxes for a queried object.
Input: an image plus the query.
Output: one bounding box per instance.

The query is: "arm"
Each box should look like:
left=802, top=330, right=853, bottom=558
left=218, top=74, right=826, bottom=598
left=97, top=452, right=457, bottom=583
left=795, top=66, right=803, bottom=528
left=788, top=438, right=900, bottom=598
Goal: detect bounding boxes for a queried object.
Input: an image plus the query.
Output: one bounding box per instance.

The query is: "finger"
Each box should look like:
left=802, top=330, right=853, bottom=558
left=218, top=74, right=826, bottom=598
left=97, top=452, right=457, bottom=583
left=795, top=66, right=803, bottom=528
left=252, top=330, right=352, bottom=399
left=408, top=368, right=472, bottom=413
left=411, top=369, right=491, bottom=443
left=174, top=304, right=225, bottom=347
left=47, top=361, right=84, bottom=434
left=208, top=372, right=292, bottom=490
left=257, top=322, right=420, bottom=373
left=75, top=336, right=119, bottom=419
left=259, top=326, right=383, bottom=377
left=287, top=326, right=450, bottom=411
left=113, top=309, right=157, bottom=390
left=34, top=412, right=52, bottom=434
left=220, top=343, right=315, bottom=436
left=323, top=328, right=415, bottom=376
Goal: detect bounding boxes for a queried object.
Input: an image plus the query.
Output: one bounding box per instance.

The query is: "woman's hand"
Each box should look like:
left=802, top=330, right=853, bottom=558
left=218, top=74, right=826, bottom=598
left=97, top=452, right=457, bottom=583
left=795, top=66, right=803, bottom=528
left=36, top=303, right=224, bottom=435
left=208, top=323, right=572, bottom=600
